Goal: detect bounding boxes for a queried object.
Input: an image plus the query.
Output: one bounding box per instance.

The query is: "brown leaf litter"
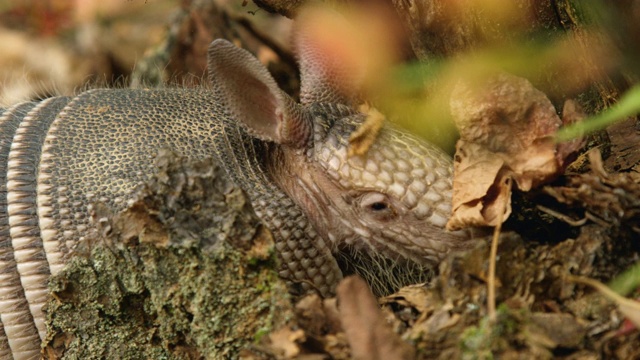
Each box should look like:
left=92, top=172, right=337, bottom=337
left=447, top=72, right=584, bottom=230
left=241, top=146, right=640, bottom=359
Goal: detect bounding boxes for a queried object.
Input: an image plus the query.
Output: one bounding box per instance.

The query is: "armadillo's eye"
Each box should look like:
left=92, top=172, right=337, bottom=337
left=369, top=202, right=388, bottom=211
left=359, top=192, right=396, bottom=221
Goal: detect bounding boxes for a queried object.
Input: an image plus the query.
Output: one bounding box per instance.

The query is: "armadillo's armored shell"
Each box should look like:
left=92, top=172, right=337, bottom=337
left=1, top=102, right=38, bottom=360
left=0, top=88, right=341, bottom=359
left=0, top=90, right=232, bottom=359
left=1, top=99, right=71, bottom=360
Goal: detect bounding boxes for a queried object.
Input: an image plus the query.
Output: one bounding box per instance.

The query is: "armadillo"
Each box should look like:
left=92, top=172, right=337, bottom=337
left=0, top=34, right=473, bottom=359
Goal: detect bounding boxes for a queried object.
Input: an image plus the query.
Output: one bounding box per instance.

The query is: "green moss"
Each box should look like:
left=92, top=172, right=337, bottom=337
left=42, top=153, right=296, bottom=359
left=45, top=232, right=292, bottom=359
left=460, top=305, right=522, bottom=360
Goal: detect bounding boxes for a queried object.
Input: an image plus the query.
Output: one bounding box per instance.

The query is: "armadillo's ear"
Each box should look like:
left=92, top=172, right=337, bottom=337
left=294, top=9, right=363, bottom=107
left=208, top=39, right=311, bottom=148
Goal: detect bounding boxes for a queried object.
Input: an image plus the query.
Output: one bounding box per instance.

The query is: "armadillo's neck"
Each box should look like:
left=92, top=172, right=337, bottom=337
left=267, top=146, right=338, bottom=241
left=210, top=115, right=343, bottom=297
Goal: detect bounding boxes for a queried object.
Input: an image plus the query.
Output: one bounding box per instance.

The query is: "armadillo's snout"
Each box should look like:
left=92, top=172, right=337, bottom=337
left=331, top=189, right=473, bottom=296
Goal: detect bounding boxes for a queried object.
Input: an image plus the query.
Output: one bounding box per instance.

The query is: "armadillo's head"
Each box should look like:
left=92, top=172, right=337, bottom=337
left=208, top=32, right=474, bottom=295
left=287, top=104, right=472, bottom=295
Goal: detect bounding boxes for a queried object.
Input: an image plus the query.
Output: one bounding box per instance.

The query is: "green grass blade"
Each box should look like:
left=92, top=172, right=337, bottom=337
left=556, top=85, right=640, bottom=142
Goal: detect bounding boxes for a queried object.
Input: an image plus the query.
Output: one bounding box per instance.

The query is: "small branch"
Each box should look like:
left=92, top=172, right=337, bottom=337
left=536, top=205, right=587, bottom=226
left=488, top=178, right=512, bottom=322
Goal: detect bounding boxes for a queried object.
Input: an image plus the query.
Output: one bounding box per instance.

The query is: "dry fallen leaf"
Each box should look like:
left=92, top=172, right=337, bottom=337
left=543, top=148, right=640, bottom=233
left=348, top=104, right=385, bottom=157
left=380, top=283, right=438, bottom=315
left=527, top=312, right=587, bottom=348
left=447, top=73, right=584, bottom=230
left=267, top=328, right=306, bottom=359
left=336, top=276, right=415, bottom=360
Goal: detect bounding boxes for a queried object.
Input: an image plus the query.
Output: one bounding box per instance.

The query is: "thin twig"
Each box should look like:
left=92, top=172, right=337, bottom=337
left=536, top=205, right=587, bottom=226
left=488, top=178, right=512, bottom=322
left=585, top=211, right=611, bottom=227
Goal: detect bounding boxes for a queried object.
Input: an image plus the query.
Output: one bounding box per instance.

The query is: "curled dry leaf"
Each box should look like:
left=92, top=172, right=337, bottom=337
left=447, top=73, right=584, bottom=230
